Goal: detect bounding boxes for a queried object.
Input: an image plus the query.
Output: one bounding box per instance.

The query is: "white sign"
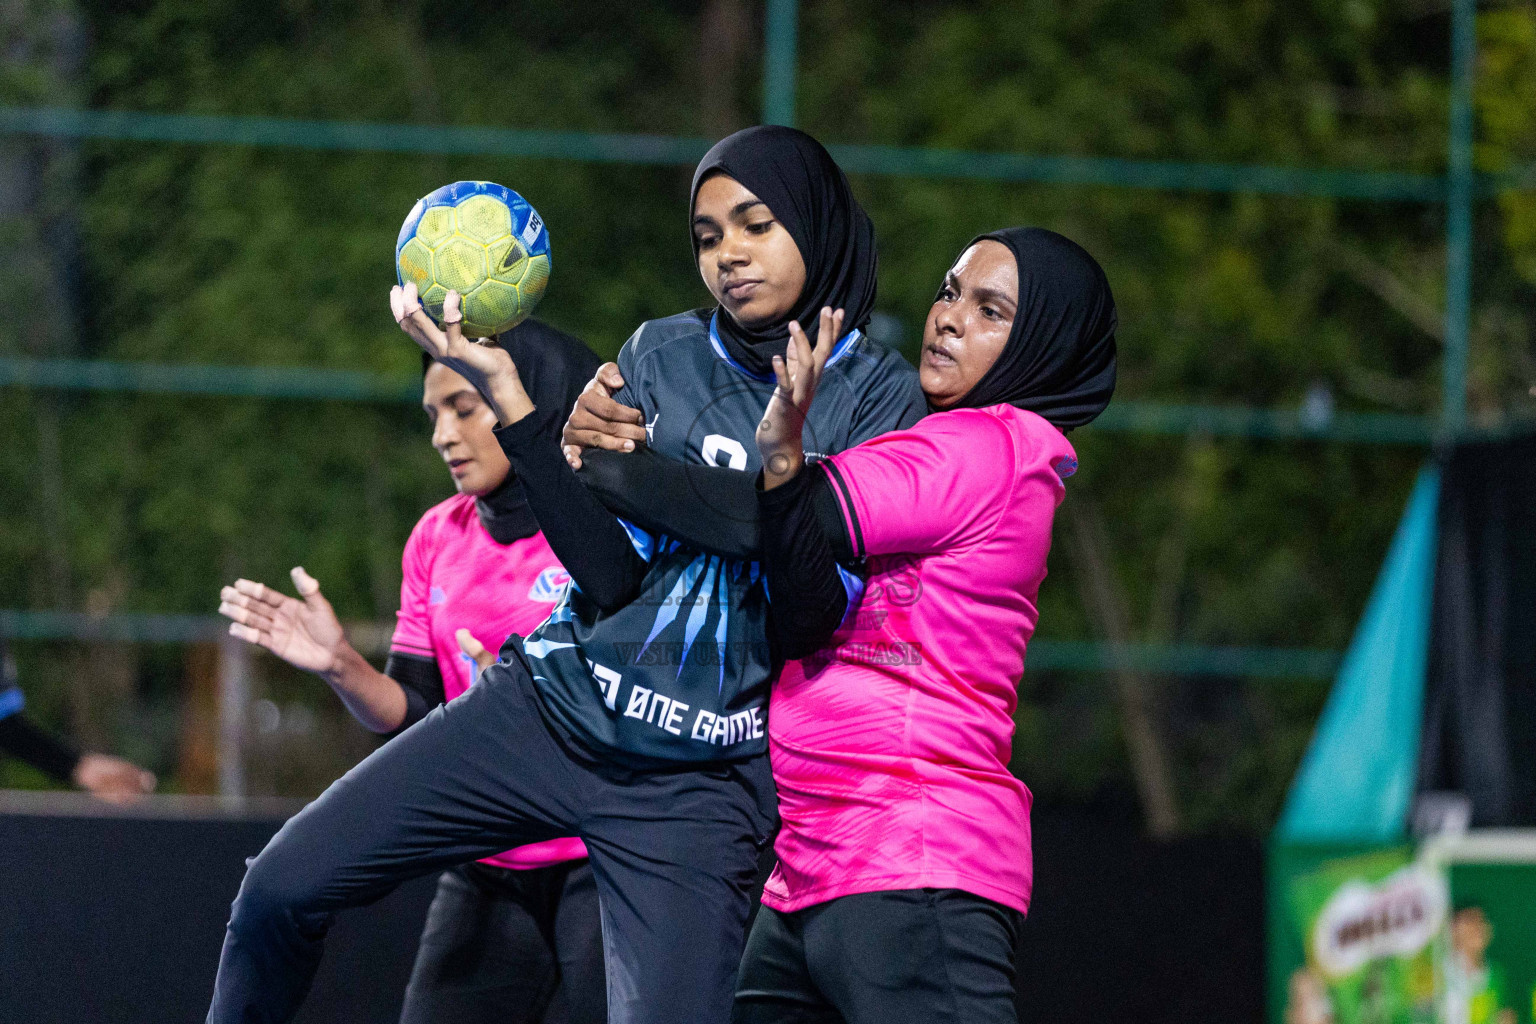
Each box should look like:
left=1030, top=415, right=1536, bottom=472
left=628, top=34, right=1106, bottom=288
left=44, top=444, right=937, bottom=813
left=1311, top=863, right=1448, bottom=979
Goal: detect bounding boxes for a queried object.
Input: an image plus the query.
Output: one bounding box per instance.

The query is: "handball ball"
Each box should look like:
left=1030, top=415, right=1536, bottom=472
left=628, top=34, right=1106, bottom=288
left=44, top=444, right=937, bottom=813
left=395, top=181, right=551, bottom=338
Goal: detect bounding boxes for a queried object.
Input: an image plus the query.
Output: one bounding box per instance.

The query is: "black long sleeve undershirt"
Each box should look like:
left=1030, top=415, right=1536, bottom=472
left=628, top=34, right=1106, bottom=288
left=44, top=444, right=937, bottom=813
left=495, top=414, right=647, bottom=613
left=382, top=652, right=446, bottom=738
left=0, top=712, right=82, bottom=781
left=578, top=448, right=762, bottom=561
left=758, top=465, right=864, bottom=660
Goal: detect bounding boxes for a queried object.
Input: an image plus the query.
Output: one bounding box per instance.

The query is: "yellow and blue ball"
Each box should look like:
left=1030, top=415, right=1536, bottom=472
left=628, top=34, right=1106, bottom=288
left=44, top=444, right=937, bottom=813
left=395, top=181, right=551, bottom=338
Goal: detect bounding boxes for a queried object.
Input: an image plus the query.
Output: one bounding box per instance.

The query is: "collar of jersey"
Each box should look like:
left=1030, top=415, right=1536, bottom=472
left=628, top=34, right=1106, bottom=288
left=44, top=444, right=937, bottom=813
left=708, top=312, right=861, bottom=382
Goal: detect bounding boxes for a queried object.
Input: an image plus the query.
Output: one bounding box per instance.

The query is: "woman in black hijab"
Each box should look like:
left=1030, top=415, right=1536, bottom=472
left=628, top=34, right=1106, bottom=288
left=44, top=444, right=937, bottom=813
left=218, top=318, right=608, bottom=1024
left=735, top=229, right=1116, bottom=1024
left=689, top=124, right=880, bottom=379
left=567, top=124, right=924, bottom=558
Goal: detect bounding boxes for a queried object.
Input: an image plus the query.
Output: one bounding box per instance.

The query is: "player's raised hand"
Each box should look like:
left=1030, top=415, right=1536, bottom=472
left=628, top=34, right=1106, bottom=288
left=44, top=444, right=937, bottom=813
left=219, top=567, right=345, bottom=675
left=390, top=283, right=533, bottom=426
left=562, top=363, right=647, bottom=469
left=757, top=307, right=840, bottom=487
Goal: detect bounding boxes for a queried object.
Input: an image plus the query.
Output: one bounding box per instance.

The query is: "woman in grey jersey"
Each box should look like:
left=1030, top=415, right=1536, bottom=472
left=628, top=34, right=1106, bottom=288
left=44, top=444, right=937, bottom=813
left=204, top=126, right=921, bottom=1024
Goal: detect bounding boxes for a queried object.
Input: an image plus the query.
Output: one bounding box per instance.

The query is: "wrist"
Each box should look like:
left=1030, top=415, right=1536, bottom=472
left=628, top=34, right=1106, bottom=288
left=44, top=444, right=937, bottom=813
left=488, top=373, right=536, bottom=428
left=319, top=640, right=361, bottom=688
left=761, top=449, right=805, bottom=490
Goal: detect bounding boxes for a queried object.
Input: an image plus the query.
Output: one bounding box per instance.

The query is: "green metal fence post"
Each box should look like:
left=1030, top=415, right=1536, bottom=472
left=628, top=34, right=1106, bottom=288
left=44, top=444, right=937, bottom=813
left=762, top=0, right=799, bottom=127
left=1443, top=0, right=1476, bottom=433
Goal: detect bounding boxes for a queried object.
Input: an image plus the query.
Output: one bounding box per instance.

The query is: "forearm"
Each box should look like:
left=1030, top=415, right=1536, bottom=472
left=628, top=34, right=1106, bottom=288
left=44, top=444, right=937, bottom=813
left=758, top=466, right=858, bottom=660
left=320, top=643, right=409, bottom=733
left=496, top=415, right=648, bottom=611
left=0, top=713, right=82, bottom=782
left=578, top=448, right=761, bottom=560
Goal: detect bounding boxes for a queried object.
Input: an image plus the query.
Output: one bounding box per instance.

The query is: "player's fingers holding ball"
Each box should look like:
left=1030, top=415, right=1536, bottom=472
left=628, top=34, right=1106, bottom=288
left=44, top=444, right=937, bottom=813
left=400, top=282, right=447, bottom=356
left=389, top=285, right=409, bottom=327
left=441, top=290, right=465, bottom=347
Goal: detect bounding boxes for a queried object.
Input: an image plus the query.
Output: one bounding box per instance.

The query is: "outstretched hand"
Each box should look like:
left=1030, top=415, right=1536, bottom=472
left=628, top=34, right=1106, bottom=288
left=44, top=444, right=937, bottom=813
left=220, top=567, right=346, bottom=675
left=757, top=306, right=841, bottom=489
left=389, top=282, right=533, bottom=426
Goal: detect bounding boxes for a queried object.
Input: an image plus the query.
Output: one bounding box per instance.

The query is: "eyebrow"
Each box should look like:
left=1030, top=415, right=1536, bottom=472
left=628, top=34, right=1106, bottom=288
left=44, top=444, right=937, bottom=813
left=692, top=199, right=767, bottom=230
left=427, top=388, right=480, bottom=408
left=969, top=286, right=1017, bottom=309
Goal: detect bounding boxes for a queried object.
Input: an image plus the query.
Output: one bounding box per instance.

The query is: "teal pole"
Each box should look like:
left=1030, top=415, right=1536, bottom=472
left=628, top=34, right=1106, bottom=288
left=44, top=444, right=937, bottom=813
left=1443, top=0, right=1476, bottom=432
left=762, top=0, right=799, bottom=126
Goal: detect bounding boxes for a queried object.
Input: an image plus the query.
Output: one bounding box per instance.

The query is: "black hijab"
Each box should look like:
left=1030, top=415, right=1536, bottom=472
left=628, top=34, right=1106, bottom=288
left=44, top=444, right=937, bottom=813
left=950, top=228, right=1117, bottom=429
left=422, top=317, right=602, bottom=543
left=689, top=126, right=878, bottom=378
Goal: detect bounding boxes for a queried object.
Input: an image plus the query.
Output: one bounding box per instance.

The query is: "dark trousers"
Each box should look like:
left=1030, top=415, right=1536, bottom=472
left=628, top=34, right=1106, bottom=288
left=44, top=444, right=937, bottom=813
left=206, top=655, right=776, bottom=1024
left=732, top=889, right=1024, bottom=1024
left=399, top=860, right=606, bottom=1024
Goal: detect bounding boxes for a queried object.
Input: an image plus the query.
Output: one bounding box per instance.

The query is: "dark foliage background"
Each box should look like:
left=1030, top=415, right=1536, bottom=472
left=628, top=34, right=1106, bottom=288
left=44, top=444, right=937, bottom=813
left=3, top=0, right=1534, bottom=834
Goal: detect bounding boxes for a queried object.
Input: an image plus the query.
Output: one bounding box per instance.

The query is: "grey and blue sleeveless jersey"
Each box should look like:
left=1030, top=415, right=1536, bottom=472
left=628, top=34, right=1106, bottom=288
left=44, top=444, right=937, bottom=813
left=515, top=309, right=925, bottom=764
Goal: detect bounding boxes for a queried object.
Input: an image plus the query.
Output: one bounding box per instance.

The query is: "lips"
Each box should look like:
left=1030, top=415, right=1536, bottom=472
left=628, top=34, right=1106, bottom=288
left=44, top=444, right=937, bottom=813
left=722, top=279, right=763, bottom=303
left=447, top=458, right=471, bottom=474
left=923, top=343, right=958, bottom=368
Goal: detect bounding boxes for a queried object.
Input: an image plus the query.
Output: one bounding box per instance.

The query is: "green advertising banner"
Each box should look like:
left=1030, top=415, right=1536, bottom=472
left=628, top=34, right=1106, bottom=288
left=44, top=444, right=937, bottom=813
left=1272, top=833, right=1536, bottom=1024
left=1284, top=848, right=1444, bottom=1024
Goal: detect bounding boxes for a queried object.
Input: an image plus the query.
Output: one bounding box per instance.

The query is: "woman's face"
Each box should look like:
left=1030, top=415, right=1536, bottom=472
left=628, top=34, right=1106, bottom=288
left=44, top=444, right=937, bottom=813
left=920, top=240, right=1018, bottom=409
left=423, top=361, right=512, bottom=496
left=692, top=173, right=807, bottom=328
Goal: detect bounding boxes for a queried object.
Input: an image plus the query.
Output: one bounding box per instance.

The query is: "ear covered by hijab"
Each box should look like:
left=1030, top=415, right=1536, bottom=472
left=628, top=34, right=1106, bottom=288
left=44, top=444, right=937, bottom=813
left=421, top=317, right=604, bottom=543
left=690, top=125, right=879, bottom=378
left=951, top=227, right=1118, bottom=430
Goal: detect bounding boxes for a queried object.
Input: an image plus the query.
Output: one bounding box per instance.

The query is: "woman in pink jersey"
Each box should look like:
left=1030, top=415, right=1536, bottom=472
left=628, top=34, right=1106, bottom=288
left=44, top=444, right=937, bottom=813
left=217, top=320, right=606, bottom=1024
left=736, top=228, right=1118, bottom=1024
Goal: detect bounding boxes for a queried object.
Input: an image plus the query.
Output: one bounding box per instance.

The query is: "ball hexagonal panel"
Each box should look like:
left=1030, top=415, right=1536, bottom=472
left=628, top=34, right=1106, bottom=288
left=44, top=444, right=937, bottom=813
left=415, top=206, right=456, bottom=248
left=470, top=279, right=525, bottom=337
left=431, top=235, right=489, bottom=294
left=519, top=253, right=551, bottom=307
left=455, top=194, right=513, bottom=244
left=420, top=282, right=449, bottom=322
left=397, top=238, right=434, bottom=290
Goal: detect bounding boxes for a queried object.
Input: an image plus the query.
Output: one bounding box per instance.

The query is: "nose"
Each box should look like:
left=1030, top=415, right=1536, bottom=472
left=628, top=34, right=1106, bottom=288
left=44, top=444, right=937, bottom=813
left=432, top=413, right=458, bottom=451
left=932, top=296, right=963, bottom=338
left=715, top=227, right=751, bottom=271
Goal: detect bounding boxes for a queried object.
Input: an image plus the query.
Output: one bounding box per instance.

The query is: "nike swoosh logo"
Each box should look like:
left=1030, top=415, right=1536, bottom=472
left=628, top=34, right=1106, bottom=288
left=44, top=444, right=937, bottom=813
left=500, top=243, right=524, bottom=271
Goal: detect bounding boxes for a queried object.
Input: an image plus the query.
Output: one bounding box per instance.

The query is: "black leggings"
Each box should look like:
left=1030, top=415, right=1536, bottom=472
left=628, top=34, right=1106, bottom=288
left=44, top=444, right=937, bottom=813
left=206, top=656, right=776, bottom=1024
left=732, top=889, right=1023, bottom=1024
left=400, top=860, right=606, bottom=1024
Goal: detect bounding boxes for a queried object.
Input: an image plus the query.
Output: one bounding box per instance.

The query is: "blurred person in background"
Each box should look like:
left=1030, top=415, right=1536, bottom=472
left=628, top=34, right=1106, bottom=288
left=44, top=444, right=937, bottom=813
left=0, top=635, right=156, bottom=804
left=217, top=318, right=606, bottom=1024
